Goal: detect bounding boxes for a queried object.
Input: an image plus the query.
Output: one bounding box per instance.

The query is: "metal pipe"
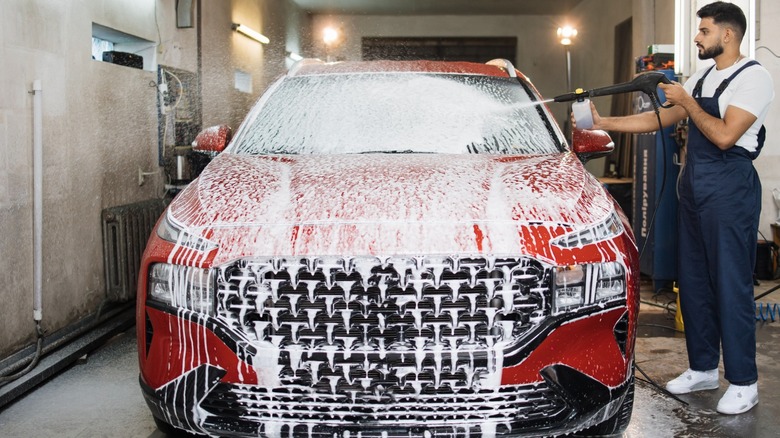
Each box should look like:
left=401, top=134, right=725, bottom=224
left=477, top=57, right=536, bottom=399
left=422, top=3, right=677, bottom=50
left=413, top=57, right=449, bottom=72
left=565, top=47, right=571, bottom=92
left=32, top=79, right=43, bottom=322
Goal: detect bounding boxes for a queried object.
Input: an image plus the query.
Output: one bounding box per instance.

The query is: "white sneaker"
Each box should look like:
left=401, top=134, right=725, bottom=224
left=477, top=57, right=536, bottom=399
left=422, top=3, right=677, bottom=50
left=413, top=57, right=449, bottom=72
left=665, top=368, right=719, bottom=394
left=717, top=383, right=758, bottom=414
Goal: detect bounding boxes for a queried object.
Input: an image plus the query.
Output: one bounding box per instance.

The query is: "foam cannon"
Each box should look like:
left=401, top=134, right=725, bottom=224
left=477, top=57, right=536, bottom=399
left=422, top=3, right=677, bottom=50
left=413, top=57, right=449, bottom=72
left=553, top=71, right=674, bottom=110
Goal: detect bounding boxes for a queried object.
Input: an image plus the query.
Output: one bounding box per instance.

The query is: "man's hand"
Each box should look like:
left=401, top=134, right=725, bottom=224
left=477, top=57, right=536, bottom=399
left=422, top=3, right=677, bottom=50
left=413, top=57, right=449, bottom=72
left=659, top=81, right=757, bottom=149
left=570, top=97, right=687, bottom=134
left=570, top=101, right=603, bottom=130
left=659, top=81, right=695, bottom=110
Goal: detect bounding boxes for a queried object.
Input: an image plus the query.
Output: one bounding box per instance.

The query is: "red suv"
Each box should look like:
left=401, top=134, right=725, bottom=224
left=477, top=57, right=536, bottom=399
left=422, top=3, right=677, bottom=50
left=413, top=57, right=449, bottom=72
left=137, top=59, right=639, bottom=437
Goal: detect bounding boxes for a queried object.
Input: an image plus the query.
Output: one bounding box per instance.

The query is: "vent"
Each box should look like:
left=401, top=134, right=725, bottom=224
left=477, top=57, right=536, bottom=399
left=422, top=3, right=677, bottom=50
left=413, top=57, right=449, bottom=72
left=145, top=311, right=154, bottom=357
left=613, top=310, right=629, bottom=357
left=102, top=199, right=165, bottom=302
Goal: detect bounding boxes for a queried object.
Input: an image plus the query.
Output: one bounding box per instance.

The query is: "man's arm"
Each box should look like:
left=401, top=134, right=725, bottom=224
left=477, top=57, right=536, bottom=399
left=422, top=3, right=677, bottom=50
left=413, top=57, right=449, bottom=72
left=659, top=81, right=756, bottom=150
left=583, top=100, right=688, bottom=133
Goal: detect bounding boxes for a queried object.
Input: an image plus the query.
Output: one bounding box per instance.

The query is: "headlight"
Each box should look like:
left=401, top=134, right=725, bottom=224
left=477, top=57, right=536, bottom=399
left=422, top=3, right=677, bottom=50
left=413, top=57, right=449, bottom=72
left=552, top=211, right=624, bottom=248
left=156, top=211, right=218, bottom=252
left=553, top=261, right=625, bottom=314
left=148, top=263, right=215, bottom=315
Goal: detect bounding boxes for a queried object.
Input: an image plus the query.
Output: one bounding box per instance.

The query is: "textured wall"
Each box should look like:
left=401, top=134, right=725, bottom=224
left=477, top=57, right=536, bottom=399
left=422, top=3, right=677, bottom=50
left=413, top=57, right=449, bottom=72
left=0, top=0, right=309, bottom=357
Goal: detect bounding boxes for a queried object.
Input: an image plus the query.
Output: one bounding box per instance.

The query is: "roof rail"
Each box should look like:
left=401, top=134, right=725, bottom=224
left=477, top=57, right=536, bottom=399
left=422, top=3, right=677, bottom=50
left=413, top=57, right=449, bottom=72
left=486, top=59, right=517, bottom=78
left=288, top=58, right=324, bottom=76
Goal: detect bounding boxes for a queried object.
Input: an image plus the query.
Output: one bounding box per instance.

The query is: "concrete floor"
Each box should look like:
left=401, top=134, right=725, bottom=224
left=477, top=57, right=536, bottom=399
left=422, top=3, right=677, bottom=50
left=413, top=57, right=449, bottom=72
left=0, top=279, right=779, bottom=438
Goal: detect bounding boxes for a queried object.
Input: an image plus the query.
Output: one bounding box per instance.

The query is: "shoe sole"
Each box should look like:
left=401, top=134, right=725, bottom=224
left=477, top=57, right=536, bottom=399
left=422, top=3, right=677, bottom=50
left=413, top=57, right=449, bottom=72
left=717, top=396, right=758, bottom=415
left=666, top=380, right=719, bottom=395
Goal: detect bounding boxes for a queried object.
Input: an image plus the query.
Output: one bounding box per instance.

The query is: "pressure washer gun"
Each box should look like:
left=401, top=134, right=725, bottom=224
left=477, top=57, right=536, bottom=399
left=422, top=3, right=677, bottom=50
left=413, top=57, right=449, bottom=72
left=554, top=71, right=674, bottom=111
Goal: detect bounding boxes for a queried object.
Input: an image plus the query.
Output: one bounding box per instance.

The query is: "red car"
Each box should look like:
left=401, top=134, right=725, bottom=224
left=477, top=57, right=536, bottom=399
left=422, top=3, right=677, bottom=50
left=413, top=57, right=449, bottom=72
left=138, top=59, right=639, bottom=437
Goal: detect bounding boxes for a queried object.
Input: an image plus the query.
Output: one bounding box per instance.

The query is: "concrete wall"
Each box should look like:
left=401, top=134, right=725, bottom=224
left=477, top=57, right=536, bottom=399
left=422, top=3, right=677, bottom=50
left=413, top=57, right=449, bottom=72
left=0, top=0, right=309, bottom=357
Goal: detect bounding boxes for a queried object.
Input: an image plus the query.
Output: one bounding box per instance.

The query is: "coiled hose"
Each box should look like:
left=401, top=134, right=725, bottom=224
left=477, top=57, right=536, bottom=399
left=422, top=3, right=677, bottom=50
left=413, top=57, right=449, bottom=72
left=756, top=302, right=780, bottom=322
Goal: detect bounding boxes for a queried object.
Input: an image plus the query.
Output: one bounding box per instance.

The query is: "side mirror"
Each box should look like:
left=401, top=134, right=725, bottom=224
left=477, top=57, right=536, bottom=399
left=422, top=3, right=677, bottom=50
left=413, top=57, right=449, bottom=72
left=571, top=129, right=614, bottom=162
left=192, top=125, right=233, bottom=156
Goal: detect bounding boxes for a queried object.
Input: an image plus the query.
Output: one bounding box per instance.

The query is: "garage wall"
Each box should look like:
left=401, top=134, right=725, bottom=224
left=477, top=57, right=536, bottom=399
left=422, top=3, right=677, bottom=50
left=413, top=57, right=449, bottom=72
left=201, top=0, right=303, bottom=130
left=0, top=0, right=161, bottom=358
left=0, top=0, right=309, bottom=357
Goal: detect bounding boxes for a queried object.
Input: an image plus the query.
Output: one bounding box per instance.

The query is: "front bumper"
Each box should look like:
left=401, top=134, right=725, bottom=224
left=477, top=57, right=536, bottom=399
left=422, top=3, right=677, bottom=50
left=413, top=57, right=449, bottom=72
left=140, top=303, right=633, bottom=437
left=141, top=362, right=632, bottom=437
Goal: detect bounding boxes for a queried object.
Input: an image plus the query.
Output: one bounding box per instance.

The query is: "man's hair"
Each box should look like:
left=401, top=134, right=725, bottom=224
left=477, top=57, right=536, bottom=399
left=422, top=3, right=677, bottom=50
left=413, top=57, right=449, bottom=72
left=697, top=1, right=747, bottom=41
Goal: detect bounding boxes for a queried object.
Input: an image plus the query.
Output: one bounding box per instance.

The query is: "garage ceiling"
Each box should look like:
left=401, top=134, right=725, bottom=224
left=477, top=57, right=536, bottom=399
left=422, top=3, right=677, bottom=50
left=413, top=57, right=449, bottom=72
left=291, top=0, right=584, bottom=16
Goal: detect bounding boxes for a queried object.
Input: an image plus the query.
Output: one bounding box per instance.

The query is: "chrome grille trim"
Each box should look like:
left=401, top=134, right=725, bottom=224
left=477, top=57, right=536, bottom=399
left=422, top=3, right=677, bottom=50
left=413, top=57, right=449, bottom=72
left=202, top=382, right=567, bottom=426
left=216, top=256, right=552, bottom=400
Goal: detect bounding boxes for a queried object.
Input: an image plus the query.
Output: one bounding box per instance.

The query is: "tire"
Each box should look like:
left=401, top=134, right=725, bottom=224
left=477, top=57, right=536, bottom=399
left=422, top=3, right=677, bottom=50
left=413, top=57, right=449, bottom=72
left=576, top=370, right=635, bottom=437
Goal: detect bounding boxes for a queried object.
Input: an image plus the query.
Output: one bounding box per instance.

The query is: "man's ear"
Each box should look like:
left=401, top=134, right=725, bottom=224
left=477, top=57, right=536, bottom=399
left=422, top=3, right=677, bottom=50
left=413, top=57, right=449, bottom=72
left=723, top=26, right=735, bottom=43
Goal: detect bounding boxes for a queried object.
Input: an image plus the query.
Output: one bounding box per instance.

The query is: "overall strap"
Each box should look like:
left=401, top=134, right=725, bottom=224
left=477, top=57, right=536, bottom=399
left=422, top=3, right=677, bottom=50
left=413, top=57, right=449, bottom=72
left=692, top=65, right=716, bottom=99
left=713, top=60, right=760, bottom=98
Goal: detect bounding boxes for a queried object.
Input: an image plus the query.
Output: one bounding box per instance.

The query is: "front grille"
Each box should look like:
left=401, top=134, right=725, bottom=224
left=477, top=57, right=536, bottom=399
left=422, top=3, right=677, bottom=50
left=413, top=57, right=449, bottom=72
left=214, top=256, right=552, bottom=423
left=201, top=381, right=566, bottom=432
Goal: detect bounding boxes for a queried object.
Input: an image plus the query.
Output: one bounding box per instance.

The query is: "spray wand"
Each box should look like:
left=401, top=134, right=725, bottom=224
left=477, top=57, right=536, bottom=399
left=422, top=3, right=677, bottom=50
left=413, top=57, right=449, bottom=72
left=553, top=71, right=674, bottom=111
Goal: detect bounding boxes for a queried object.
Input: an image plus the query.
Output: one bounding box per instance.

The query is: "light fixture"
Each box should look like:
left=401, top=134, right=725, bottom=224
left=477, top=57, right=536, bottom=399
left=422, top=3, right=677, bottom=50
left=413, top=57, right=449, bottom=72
left=287, top=51, right=303, bottom=61
left=232, top=23, right=269, bottom=44
left=557, top=26, right=578, bottom=46
left=322, top=27, right=340, bottom=46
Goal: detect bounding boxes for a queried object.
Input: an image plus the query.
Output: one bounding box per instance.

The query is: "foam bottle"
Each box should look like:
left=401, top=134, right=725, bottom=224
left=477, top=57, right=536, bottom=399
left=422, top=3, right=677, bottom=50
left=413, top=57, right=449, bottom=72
left=571, top=89, right=593, bottom=130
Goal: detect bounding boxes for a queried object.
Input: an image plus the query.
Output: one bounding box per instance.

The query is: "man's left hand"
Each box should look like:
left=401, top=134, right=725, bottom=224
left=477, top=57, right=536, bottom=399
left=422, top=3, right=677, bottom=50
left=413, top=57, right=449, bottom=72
left=659, top=82, right=694, bottom=110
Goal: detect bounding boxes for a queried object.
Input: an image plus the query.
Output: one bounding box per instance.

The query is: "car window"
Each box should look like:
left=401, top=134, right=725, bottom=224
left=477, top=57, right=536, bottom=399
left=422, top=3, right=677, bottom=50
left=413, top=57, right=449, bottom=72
left=230, top=73, right=563, bottom=155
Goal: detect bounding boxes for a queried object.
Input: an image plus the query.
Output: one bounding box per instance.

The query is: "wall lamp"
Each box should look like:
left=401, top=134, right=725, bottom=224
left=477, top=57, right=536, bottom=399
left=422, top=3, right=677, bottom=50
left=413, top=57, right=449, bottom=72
left=557, top=26, right=577, bottom=46
left=232, top=23, right=269, bottom=44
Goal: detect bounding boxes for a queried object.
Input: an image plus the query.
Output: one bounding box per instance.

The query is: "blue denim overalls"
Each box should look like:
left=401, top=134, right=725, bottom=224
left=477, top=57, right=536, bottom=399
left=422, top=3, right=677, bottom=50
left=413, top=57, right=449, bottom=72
left=678, top=60, right=764, bottom=385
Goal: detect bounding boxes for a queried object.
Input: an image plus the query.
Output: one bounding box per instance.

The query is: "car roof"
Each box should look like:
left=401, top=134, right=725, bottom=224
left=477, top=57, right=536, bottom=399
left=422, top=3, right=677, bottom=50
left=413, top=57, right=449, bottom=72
left=288, top=59, right=526, bottom=80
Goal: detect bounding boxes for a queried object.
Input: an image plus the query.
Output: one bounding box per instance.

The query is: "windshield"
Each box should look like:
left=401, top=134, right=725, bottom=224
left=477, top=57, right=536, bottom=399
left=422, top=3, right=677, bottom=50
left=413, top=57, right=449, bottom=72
left=230, top=72, right=562, bottom=155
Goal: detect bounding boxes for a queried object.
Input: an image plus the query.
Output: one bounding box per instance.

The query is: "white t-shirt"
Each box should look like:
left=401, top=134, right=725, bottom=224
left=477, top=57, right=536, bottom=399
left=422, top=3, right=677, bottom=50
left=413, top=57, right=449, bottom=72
left=683, top=58, right=774, bottom=152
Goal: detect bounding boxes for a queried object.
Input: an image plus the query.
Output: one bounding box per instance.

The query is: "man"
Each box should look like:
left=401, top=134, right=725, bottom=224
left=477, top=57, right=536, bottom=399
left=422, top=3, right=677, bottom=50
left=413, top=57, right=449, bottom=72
left=578, top=1, right=774, bottom=414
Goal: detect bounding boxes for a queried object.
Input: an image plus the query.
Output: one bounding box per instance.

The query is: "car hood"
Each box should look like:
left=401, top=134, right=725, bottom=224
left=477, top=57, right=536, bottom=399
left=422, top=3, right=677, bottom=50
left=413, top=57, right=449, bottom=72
left=167, top=153, right=616, bottom=264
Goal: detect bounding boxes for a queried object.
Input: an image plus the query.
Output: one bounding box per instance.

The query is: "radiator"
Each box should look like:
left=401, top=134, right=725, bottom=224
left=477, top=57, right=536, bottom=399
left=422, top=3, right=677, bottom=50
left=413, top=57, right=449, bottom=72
left=102, top=199, right=166, bottom=302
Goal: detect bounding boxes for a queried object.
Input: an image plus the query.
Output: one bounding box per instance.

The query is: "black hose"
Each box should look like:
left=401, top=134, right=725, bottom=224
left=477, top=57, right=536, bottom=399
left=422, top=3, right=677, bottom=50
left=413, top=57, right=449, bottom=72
left=754, top=283, right=780, bottom=301
left=635, top=363, right=689, bottom=406
left=633, top=97, right=676, bottom=401
left=0, top=300, right=131, bottom=383
left=0, top=322, right=44, bottom=382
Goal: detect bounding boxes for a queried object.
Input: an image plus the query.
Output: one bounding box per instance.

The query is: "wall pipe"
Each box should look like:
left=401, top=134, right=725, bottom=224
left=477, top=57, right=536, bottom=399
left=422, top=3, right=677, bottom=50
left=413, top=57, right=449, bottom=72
left=33, top=79, right=43, bottom=322
left=1, top=80, right=45, bottom=382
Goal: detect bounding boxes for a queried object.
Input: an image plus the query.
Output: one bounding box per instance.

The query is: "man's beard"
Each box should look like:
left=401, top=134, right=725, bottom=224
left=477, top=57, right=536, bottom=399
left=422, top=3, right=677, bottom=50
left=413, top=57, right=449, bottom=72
left=698, top=42, right=724, bottom=60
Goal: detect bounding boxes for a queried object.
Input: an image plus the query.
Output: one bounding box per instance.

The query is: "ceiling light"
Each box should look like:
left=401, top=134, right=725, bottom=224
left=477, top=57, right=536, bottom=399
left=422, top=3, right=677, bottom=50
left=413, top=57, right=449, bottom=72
left=323, top=27, right=339, bottom=46
left=232, top=23, right=269, bottom=44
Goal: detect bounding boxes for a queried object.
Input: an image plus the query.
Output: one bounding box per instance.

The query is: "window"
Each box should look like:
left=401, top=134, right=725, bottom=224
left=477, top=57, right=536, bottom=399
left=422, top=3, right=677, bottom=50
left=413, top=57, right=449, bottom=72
left=362, top=37, right=517, bottom=65
left=92, top=23, right=157, bottom=71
